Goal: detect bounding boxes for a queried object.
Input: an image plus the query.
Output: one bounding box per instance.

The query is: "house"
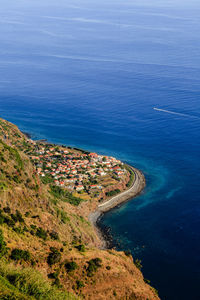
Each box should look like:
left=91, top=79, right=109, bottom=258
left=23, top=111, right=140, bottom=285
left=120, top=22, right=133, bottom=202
left=76, top=185, right=84, bottom=191
left=71, top=169, right=77, bottom=174
left=98, top=170, right=106, bottom=176
left=90, top=185, right=98, bottom=189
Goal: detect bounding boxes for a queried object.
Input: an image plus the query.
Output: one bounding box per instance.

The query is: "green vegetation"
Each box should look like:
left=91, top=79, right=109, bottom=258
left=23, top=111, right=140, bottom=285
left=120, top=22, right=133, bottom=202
left=11, top=210, right=24, bottom=223
left=106, top=189, right=120, bottom=197
left=126, top=166, right=135, bottom=188
left=54, top=208, right=70, bottom=224
left=75, top=244, right=85, bottom=253
left=0, top=230, right=7, bottom=258
left=0, top=261, right=77, bottom=300
left=40, top=175, right=54, bottom=184
left=0, top=119, right=157, bottom=299
left=0, top=152, right=7, bottom=163
left=134, top=259, right=142, bottom=271
left=0, top=182, right=7, bottom=192
left=0, top=210, right=15, bottom=227
left=36, top=227, right=48, bottom=241
left=47, top=248, right=61, bottom=266
left=76, top=280, right=84, bottom=289
left=3, top=207, right=11, bottom=214
left=86, top=258, right=102, bottom=277
left=144, top=278, right=151, bottom=284
left=0, top=275, right=30, bottom=300
left=151, top=287, right=159, bottom=297
left=65, top=261, right=78, bottom=273
left=0, top=140, right=23, bottom=170
left=10, top=249, right=31, bottom=262
left=49, top=231, right=59, bottom=240
left=50, top=185, right=84, bottom=206
left=0, top=209, right=25, bottom=230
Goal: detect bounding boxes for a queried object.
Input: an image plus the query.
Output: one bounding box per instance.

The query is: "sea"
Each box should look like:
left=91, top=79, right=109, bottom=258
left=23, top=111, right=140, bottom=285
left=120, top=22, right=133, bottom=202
left=0, top=0, right=200, bottom=299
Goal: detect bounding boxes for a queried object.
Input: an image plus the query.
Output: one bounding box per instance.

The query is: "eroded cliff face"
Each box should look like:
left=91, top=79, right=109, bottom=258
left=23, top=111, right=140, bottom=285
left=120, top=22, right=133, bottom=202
left=0, top=118, right=160, bottom=300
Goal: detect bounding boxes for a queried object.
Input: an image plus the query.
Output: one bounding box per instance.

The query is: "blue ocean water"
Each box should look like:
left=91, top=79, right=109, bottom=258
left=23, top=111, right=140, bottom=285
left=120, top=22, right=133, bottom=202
left=0, top=0, right=200, bottom=299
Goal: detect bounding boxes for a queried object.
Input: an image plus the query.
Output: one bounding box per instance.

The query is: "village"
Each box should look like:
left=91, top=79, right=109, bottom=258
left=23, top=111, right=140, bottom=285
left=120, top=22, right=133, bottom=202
left=26, top=140, right=130, bottom=201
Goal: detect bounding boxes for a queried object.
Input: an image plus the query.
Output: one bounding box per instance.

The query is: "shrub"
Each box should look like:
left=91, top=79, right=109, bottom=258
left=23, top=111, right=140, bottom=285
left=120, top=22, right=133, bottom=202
left=53, top=277, right=62, bottom=288
left=144, top=278, right=151, bottom=284
left=31, top=215, right=40, bottom=219
left=49, top=231, right=59, bottom=241
left=0, top=213, right=4, bottom=225
left=0, top=182, right=7, bottom=191
left=10, top=249, right=31, bottom=262
left=0, top=261, right=77, bottom=300
left=4, top=216, right=15, bottom=227
left=23, top=226, right=29, bottom=232
left=16, top=210, right=24, bottom=223
left=25, top=211, right=30, bottom=217
left=36, top=227, right=48, bottom=241
left=76, top=280, right=84, bottom=289
left=30, top=224, right=36, bottom=230
left=135, top=259, right=142, bottom=271
left=126, top=167, right=135, bottom=188
left=60, top=210, right=69, bottom=224
left=48, top=270, right=59, bottom=279
left=47, top=248, right=61, bottom=266
left=26, top=178, right=31, bottom=184
left=50, top=185, right=84, bottom=206
left=65, top=261, right=78, bottom=273
left=30, top=230, right=35, bottom=236
left=3, top=207, right=11, bottom=214
left=86, top=258, right=102, bottom=277
left=11, top=211, right=24, bottom=223
left=13, top=227, right=24, bottom=234
left=75, top=244, right=85, bottom=252
left=0, top=230, right=7, bottom=258
left=105, top=189, right=120, bottom=197
left=40, top=175, right=54, bottom=184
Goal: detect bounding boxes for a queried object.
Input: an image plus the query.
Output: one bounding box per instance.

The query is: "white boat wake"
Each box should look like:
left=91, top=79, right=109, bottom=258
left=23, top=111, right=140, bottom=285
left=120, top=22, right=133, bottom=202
left=153, top=107, right=200, bottom=119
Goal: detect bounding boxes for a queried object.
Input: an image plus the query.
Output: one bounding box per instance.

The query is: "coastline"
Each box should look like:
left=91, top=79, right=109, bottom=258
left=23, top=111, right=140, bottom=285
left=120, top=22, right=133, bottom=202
left=88, top=166, right=146, bottom=249
left=23, top=131, right=146, bottom=249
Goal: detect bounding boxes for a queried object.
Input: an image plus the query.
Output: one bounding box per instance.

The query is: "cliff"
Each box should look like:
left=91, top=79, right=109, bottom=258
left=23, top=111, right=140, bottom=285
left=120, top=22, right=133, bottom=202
left=0, top=117, right=160, bottom=300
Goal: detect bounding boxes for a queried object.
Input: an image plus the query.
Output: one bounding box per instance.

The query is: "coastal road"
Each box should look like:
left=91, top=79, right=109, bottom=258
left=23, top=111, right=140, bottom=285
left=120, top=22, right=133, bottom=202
left=88, top=166, right=145, bottom=248
left=97, top=167, right=145, bottom=213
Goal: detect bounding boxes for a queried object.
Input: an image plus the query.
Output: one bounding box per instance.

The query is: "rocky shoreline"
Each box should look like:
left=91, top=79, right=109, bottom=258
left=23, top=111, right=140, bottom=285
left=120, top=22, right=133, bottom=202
left=89, top=166, right=146, bottom=249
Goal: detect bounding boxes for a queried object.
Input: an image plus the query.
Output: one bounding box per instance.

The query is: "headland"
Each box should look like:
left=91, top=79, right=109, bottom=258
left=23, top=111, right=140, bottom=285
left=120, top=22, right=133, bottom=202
left=0, top=117, right=160, bottom=300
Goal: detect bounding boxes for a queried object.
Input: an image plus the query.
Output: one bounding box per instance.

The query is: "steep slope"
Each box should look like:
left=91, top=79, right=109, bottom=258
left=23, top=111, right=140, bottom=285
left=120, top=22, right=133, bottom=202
left=0, top=118, right=160, bottom=300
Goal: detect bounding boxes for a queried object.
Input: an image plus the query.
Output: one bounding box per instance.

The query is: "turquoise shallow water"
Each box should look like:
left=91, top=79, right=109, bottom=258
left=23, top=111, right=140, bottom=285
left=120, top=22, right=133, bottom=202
left=0, top=0, right=200, bottom=299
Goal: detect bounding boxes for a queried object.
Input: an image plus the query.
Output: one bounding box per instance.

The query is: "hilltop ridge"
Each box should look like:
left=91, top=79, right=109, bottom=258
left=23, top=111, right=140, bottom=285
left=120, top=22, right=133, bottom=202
left=0, top=117, right=160, bottom=300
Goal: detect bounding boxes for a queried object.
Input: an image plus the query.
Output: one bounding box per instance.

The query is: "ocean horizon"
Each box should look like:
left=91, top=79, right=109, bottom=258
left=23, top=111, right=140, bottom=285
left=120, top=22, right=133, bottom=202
left=0, top=0, right=200, bottom=299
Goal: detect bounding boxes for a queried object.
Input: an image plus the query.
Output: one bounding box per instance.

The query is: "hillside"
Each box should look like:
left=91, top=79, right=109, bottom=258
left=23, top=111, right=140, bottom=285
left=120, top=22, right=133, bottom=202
left=0, top=118, right=160, bottom=300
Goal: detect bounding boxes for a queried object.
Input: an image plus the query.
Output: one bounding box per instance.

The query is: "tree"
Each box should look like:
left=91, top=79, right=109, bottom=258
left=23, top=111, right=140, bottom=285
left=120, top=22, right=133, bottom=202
left=47, top=248, right=61, bottom=266
left=11, top=249, right=31, bottom=261
left=65, top=261, right=78, bottom=272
